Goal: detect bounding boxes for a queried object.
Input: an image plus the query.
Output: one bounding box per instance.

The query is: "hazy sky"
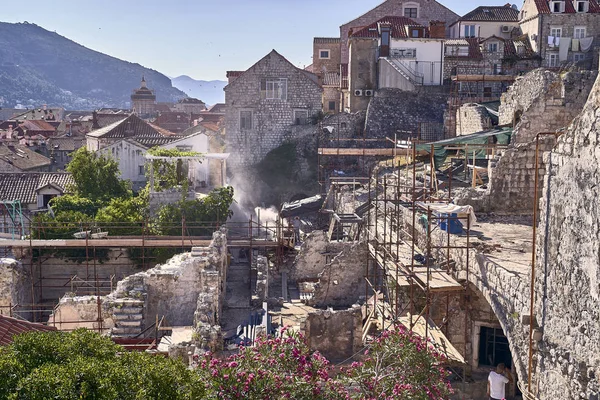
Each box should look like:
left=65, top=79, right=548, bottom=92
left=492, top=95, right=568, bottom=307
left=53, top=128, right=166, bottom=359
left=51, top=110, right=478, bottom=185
left=1, top=0, right=505, bottom=81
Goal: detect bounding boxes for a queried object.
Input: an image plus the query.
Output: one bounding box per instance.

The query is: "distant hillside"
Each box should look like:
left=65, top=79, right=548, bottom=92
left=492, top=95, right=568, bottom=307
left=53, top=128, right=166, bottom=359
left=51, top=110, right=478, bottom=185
left=0, top=22, right=186, bottom=110
left=171, top=76, right=226, bottom=106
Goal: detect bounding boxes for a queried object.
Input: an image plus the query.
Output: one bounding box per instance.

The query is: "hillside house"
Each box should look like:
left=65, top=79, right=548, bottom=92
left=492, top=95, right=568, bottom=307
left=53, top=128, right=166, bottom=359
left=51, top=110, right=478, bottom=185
left=449, top=4, right=521, bottom=39
left=224, top=50, right=322, bottom=169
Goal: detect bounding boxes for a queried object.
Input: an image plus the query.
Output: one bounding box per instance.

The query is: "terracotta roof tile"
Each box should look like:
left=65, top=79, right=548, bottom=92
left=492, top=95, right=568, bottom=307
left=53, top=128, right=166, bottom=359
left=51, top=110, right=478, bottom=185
left=0, top=312, right=56, bottom=346
left=0, top=172, right=73, bottom=204
left=351, top=16, right=425, bottom=39
left=314, top=37, right=341, bottom=44
left=535, top=0, right=600, bottom=13
left=0, top=144, right=52, bottom=171
left=458, top=5, right=519, bottom=21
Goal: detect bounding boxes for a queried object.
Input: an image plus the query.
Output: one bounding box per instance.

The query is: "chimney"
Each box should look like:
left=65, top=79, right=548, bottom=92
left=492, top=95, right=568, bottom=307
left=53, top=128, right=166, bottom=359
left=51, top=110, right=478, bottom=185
left=7, top=124, right=13, bottom=139
left=429, top=20, right=446, bottom=39
left=92, top=111, right=100, bottom=129
left=193, top=119, right=198, bottom=127
left=43, top=104, right=47, bottom=111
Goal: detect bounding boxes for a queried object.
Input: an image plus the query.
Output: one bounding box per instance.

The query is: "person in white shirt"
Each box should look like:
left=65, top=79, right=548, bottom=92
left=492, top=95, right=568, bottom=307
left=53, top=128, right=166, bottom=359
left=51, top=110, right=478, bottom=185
left=488, top=363, right=513, bottom=400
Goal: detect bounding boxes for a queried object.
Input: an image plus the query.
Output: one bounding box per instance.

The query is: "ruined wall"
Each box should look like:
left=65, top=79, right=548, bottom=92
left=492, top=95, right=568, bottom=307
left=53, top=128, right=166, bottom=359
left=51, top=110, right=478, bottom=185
left=301, top=306, right=363, bottom=362
left=291, top=231, right=367, bottom=308
left=364, top=87, right=447, bottom=140
left=49, top=229, right=228, bottom=348
left=456, top=69, right=597, bottom=213
left=0, top=258, right=32, bottom=317
left=532, top=71, right=600, bottom=400
left=456, top=103, right=493, bottom=136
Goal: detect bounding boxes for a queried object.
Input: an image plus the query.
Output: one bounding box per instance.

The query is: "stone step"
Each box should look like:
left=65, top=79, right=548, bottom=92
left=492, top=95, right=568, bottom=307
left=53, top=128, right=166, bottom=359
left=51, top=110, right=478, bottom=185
left=112, top=327, right=142, bottom=335
left=112, top=299, right=145, bottom=306
left=113, top=313, right=143, bottom=321
left=117, top=320, right=143, bottom=327
left=113, top=306, right=144, bottom=314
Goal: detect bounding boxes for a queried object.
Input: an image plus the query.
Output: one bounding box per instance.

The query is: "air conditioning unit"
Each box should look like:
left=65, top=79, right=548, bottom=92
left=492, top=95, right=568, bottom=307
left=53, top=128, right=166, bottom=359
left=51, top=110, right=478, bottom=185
left=364, top=89, right=374, bottom=97
left=354, top=89, right=363, bottom=96
left=501, top=25, right=511, bottom=33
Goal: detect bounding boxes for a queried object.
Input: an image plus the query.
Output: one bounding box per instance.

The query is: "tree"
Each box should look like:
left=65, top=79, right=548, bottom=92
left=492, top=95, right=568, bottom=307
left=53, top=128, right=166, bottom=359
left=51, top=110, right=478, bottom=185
left=67, top=148, right=131, bottom=202
left=146, top=147, right=201, bottom=193
left=341, top=324, right=453, bottom=399
left=155, top=186, right=234, bottom=236
left=0, top=329, right=204, bottom=400
left=49, top=194, right=101, bottom=217
left=95, top=196, right=147, bottom=236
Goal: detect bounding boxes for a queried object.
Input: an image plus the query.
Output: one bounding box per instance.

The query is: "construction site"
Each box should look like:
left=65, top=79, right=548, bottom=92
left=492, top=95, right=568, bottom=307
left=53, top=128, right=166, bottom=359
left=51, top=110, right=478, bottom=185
left=1, top=65, right=600, bottom=400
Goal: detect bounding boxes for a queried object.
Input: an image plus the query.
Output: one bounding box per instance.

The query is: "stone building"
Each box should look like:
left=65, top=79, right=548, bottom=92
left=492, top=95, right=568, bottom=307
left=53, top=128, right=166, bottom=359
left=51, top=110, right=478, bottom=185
left=131, top=76, right=156, bottom=117
left=339, top=0, right=459, bottom=64
left=172, top=97, right=206, bottom=114
left=347, top=16, right=446, bottom=112
left=449, top=4, right=521, bottom=39
left=519, top=0, right=600, bottom=67
left=312, top=38, right=345, bottom=113
left=224, top=50, right=322, bottom=170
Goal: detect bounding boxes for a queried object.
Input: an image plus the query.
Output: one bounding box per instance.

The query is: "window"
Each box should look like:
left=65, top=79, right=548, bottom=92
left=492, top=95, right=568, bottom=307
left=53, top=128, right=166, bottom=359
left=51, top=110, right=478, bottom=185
left=404, top=7, right=418, bottom=18
left=576, top=0, right=589, bottom=12
left=240, top=110, right=253, bottom=130
left=488, top=43, right=498, bottom=52
left=319, top=50, right=330, bottom=59
left=574, top=26, right=586, bottom=39
left=551, top=1, right=565, bottom=12
left=574, top=53, right=586, bottom=62
left=328, top=101, right=336, bottom=111
left=381, top=27, right=390, bottom=46
left=464, top=24, right=476, bottom=38
left=478, top=326, right=512, bottom=368
left=294, top=110, right=309, bottom=125
left=138, top=165, right=145, bottom=175
left=261, top=78, right=287, bottom=100
left=483, top=87, right=492, bottom=97
left=493, top=64, right=501, bottom=74
left=550, top=26, right=562, bottom=37
left=548, top=53, right=559, bottom=67
left=411, top=29, right=421, bottom=38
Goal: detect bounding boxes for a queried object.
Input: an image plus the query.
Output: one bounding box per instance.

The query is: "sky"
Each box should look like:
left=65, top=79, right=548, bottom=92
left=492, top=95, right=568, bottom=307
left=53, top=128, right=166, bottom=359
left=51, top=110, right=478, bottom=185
left=1, top=0, right=505, bottom=81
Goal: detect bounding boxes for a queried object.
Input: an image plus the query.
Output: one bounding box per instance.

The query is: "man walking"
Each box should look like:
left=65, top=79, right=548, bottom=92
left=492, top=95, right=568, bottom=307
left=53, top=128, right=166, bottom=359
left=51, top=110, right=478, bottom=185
left=487, top=363, right=513, bottom=400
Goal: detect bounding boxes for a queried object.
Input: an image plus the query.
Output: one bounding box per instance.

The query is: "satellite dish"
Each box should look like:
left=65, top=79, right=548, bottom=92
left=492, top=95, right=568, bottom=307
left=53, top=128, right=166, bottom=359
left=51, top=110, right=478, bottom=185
left=512, top=4, right=518, bottom=10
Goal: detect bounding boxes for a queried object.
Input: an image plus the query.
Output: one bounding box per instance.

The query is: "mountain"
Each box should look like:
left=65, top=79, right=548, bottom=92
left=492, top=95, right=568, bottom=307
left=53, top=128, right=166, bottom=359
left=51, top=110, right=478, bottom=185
left=0, top=22, right=186, bottom=110
left=171, top=75, right=227, bottom=106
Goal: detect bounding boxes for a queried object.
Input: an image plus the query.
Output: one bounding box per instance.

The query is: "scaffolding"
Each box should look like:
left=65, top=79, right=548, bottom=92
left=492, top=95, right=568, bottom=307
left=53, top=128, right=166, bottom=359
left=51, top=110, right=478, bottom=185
left=0, top=216, right=292, bottom=347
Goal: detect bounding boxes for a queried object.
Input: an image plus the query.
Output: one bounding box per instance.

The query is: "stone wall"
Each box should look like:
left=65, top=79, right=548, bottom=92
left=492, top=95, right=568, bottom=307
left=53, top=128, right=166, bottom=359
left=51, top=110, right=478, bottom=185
left=224, top=50, right=322, bottom=170
left=301, top=306, right=363, bottom=362
left=291, top=231, right=367, bottom=308
left=484, top=69, right=596, bottom=213
left=364, top=87, right=448, bottom=140
left=0, top=258, right=32, bottom=318
left=532, top=70, right=600, bottom=399
left=348, top=38, right=378, bottom=113
left=340, top=0, right=459, bottom=64
left=48, top=229, right=228, bottom=350
left=313, top=38, right=341, bottom=75
left=456, top=103, right=493, bottom=135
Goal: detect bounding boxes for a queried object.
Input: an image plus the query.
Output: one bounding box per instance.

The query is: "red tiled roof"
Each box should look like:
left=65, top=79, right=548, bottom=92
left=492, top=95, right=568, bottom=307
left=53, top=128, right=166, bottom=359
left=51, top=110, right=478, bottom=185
left=503, top=38, right=537, bottom=58
left=534, top=0, right=600, bottom=13
left=207, top=103, right=226, bottom=113
left=0, top=313, right=56, bottom=346
left=351, top=16, right=425, bottom=39
left=0, top=172, right=73, bottom=204
left=314, top=37, right=341, bottom=44
left=445, top=38, right=483, bottom=59
left=458, top=5, right=519, bottom=21
left=200, top=121, right=221, bottom=132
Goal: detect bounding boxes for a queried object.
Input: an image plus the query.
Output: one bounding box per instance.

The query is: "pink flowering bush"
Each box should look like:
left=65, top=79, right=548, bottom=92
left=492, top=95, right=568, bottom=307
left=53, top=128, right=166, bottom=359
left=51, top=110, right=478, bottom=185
left=341, top=324, right=453, bottom=399
left=196, top=327, right=347, bottom=399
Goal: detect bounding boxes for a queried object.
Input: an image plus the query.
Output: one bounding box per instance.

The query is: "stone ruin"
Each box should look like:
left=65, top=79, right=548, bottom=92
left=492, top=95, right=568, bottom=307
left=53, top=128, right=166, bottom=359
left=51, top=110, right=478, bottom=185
left=49, top=228, right=228, bottom=353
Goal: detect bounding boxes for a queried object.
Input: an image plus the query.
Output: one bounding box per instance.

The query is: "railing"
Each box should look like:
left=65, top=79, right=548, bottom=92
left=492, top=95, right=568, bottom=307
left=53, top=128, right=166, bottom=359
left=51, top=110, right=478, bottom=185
left=387, top=57, right=424, bottom=86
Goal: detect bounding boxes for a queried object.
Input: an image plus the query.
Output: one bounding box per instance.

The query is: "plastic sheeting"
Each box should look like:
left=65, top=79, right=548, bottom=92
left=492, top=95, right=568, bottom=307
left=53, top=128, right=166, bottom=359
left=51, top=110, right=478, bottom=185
left=415, top=127, right=512, bottom=169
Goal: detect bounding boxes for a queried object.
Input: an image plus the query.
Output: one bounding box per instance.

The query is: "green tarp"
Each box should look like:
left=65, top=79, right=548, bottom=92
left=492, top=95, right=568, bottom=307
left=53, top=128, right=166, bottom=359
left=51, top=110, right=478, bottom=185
left=415, top=127, right=512, bottom=169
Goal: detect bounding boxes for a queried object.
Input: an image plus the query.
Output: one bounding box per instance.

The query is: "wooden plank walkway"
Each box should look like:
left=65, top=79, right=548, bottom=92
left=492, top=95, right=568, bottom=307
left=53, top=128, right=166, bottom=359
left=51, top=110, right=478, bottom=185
left=0, top=238, right=279, bottom=248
